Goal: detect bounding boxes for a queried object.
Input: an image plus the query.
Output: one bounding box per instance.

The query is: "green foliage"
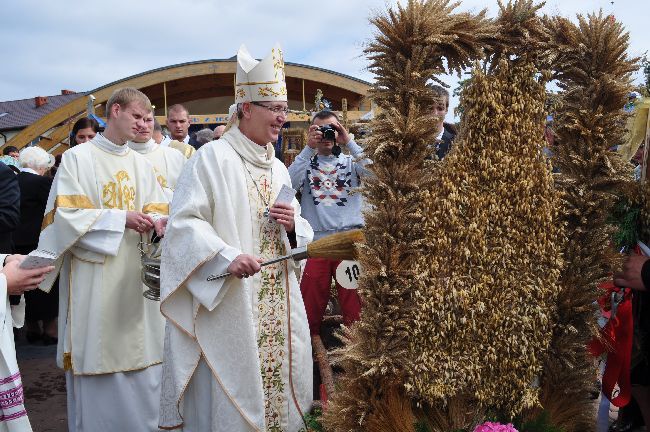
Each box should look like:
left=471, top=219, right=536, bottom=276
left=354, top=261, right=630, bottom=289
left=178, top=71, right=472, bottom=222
left=453, top=76, right=472, bottom=117
left=517, top=412, right=565, bottom=432
left=303, top=408, right=324, bottom=432
left=609, top=197, right=642, bottom=250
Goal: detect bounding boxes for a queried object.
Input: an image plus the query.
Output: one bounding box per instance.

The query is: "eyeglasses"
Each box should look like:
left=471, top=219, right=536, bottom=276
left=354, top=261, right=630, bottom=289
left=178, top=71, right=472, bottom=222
left=251, top=102, right=290, bottom=116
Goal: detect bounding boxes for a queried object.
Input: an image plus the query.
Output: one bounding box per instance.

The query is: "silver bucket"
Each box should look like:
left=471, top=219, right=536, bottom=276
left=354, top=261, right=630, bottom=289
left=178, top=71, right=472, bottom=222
left=139, top=239, right=162, bottom=301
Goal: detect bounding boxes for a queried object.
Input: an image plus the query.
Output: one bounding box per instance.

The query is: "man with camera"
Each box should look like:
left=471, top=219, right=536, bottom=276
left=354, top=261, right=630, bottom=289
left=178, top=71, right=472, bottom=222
left=288, top=110, right=370, bottom=338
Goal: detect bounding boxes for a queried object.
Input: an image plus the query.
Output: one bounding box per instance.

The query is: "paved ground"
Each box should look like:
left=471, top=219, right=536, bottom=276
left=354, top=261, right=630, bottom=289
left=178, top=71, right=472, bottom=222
left=15, top=329, right=67, bottom=432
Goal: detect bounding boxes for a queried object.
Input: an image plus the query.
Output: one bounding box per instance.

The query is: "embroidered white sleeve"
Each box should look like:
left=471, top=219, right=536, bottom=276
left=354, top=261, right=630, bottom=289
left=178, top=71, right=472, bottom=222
left=185, top=245, right=241, bottom=311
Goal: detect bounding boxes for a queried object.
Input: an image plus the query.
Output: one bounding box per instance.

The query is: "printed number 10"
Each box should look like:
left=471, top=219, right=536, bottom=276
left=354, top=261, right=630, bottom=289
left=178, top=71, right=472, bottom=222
left=344, top=264, right=360, bottom=283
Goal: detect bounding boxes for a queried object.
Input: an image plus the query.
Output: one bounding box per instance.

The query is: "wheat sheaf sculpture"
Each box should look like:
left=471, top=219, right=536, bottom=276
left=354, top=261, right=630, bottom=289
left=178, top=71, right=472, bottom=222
left=322, top=1, right=638, bottom=431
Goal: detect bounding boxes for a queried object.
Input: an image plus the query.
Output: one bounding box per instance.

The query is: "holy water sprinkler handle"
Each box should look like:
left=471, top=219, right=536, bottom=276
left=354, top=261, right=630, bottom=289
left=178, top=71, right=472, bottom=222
left=206, top=246, right=308, bottom=281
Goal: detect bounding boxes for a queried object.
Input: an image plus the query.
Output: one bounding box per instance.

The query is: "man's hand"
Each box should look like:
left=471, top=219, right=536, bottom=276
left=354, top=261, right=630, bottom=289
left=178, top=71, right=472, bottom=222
left=1, top=260, right=55, bottom=295
left=269, top=202, right=295, bottom=232
left=306, top=124, right=321, bottom=149
left=3, top=254, right=24, bottom=266
left=154, top=217, right=168, bottom=238
left=331, top=120, right=351, bottom=145
left=227, top=254, right=264, bottom=279
left=614, top=255, right=649, bottom=291
left=126, top=211, right=154, bottom=234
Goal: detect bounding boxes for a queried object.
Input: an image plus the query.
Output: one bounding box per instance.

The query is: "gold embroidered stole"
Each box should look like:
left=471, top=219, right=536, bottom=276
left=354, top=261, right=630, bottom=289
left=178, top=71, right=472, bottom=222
left=245, top=165, right=289, bottom=431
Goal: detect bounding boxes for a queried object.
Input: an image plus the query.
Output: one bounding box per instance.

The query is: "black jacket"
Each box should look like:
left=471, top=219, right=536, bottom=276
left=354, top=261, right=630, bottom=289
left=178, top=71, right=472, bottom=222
left=15, top=171, right=53, bottom=249
left=0, top=163, right=20, bottom=254
left=434, top=123, right=458, bottom=160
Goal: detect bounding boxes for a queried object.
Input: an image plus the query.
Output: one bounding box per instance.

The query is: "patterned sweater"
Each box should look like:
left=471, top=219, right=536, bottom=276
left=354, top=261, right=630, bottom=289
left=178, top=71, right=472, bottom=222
left=288, top=140, right=370, bottom=240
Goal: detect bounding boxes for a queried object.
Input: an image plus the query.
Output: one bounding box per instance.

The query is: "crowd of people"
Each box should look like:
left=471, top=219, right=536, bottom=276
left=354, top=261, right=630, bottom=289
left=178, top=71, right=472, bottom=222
left=0, top=44, right=461, bottom=432
left=0, top=43, right=446, bottom=432
left=4, top=43, right=648, bottom=432
left=0, top=41, right=480, bottom=432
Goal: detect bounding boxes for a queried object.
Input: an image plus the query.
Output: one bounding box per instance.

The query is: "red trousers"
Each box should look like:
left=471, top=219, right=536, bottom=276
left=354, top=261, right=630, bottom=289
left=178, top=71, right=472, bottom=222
left=300, top=257, right=361, bottom=336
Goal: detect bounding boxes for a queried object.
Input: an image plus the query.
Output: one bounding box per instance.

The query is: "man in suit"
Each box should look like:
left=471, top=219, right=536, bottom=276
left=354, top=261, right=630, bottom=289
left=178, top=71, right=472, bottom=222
left=0, top=161, right=20, bottom=255
left=15, top=146, right=57, bottom=344
left=429, top=84, right=457, bottom=160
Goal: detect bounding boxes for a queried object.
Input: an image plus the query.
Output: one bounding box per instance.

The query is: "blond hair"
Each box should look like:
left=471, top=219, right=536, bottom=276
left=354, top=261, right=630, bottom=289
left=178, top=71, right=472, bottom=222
left=105, top=88, right=152, bottom=120
left=167, top=104, right=189, bottom=118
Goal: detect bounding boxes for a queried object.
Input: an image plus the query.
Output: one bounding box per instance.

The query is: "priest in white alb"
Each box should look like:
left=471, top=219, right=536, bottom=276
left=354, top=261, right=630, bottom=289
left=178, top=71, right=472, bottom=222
left=159, top=44, right=314, bottom=431
left=128, top=111, right=186, bottom=200
left=37, top=88, right=169, bottom=431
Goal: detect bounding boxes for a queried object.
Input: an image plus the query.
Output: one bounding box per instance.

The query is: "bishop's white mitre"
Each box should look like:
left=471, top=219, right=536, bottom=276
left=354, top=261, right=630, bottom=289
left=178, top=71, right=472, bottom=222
left=235, top=44, right=287, bottom=103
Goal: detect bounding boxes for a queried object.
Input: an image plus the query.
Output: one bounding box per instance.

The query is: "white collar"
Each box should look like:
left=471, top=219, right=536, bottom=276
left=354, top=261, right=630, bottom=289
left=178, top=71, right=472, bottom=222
left=163, top=134, right=189, bottom=144
left=92, top=133, right=130, bottom=156
left=222, top=125, right=274, bottom=169
left=127, top=139, right=158, bottom=154
left=436, top=128, right=444, bottom=140
left=20, top=167, right=39, bottom=175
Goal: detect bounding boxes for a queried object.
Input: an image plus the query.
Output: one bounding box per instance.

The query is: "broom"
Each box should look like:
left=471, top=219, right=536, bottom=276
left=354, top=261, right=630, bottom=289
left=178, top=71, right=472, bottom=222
left=206, top=229, right=365, bottom=281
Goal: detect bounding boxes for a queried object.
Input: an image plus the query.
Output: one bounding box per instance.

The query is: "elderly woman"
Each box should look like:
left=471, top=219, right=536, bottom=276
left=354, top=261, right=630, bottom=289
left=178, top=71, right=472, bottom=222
left=15, top=146, right=58, bottom=344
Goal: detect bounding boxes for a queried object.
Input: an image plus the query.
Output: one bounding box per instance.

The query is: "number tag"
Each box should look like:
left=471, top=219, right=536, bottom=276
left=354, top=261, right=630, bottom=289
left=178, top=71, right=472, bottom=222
left=335, top=260, right=362, bottom=290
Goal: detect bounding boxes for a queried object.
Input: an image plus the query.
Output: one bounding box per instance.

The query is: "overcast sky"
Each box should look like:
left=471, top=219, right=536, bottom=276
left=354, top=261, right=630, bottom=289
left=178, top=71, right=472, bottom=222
left=1, top=0, right=647, bottom=117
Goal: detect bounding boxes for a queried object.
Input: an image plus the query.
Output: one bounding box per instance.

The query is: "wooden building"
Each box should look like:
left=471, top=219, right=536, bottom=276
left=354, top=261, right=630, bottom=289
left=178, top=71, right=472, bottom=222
left=0, top=58, right=371, bottom=156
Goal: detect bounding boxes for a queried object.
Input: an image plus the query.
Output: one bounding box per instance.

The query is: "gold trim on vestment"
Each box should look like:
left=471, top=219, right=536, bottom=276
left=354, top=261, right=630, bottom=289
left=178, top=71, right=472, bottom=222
left=41, top=194, right=95, bottom=231
left=169, top=141, right=195, bottom=159
left=63, top=352, right=72, bottom=371
left=143, top=203, right=169, bottom=215
left=159, top=250, right=259, bottom=429
left=284, top=259, right=306, bottom=423
left=158, top=424, right=183, bottom=430
left=159, top=353, right=202, bottom=431
left=236, top=80, right=279, bottom=86
left=71, top=255, right=104, bottom=264
left=160, top=249, right=220, bottom=341
left=198, top=340, right=263, bottom=432
left=69, top=360, right=163, bottom=376
left=64, top=257, right=74, bottom=371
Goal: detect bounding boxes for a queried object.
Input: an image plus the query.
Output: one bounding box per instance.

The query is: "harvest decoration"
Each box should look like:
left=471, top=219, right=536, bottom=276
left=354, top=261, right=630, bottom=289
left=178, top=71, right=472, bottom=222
left=319, top=1, right=638, bottom=431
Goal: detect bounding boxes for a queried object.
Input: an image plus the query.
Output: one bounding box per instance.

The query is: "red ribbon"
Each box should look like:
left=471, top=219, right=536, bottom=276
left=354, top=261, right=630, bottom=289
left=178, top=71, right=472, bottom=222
left=588, top=278, right=634, bottom=407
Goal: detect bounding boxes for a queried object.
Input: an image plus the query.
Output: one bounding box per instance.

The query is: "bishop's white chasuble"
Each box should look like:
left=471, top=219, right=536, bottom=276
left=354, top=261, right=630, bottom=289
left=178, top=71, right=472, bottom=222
left=37, top=134, right=169, bottom=431
left=159, top=126, right=314, bottom=431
